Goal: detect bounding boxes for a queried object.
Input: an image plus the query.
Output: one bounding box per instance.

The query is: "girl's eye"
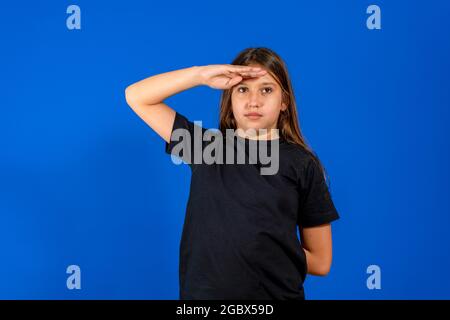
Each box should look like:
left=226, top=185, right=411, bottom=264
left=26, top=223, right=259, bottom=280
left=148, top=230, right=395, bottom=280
left=237, top=87, right=273, bottom=94
left=262, top=87, right=273, bottom=94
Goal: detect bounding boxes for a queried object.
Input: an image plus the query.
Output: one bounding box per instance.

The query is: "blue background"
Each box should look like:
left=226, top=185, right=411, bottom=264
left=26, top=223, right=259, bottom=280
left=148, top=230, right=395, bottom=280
left=1, top=0, right=449, bottom=299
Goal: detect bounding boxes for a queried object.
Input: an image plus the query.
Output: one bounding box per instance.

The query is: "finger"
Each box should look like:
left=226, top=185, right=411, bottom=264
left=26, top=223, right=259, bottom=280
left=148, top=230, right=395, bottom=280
left=238, top=70, right=267, bottom=78
left=240, top=68, right=267, bottom=74
left=229, top=65, right=262, bottom=73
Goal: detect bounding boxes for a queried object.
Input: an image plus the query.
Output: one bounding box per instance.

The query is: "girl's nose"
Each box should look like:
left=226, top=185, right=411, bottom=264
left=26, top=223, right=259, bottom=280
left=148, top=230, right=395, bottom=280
left=247, top=91, right=261, bottom=108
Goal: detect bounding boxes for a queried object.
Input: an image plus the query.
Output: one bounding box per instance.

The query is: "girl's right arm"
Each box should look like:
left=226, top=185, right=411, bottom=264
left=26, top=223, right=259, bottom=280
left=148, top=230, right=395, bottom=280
left=125, top=66, right=203, bottom=143
left=124, top=65, right=267, bottom=143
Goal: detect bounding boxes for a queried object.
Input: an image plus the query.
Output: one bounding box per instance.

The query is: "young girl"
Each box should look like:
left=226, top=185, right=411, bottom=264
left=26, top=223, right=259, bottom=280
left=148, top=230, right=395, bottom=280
left=125, top=47, right=340, bottom=300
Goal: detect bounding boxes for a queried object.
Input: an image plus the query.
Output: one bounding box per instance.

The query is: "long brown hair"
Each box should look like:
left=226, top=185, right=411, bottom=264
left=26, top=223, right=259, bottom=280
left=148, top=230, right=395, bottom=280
left=218, top=47, right=330, bottom=184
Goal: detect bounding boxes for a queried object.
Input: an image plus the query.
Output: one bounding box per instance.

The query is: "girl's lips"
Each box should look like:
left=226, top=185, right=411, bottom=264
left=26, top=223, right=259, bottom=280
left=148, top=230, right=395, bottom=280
left=245, top=113, right=263, bottom=120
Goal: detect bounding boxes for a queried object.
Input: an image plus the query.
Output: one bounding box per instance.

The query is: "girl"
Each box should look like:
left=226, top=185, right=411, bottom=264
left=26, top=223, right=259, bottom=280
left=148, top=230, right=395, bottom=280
left=125, top=47, right=340, bottom=300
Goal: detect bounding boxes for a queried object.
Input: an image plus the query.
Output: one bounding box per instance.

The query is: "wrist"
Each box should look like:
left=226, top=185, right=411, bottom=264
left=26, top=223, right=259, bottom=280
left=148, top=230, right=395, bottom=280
left=191, top=65, right=205, bottom=86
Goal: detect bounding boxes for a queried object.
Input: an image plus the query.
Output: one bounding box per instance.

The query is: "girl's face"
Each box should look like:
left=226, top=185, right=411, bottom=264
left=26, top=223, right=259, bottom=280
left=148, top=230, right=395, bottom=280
left=231, top=65, right=287, bottom=139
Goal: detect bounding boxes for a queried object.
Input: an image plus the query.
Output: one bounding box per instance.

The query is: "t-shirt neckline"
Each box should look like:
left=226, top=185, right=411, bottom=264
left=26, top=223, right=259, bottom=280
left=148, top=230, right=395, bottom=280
left=235, top=134, right=286, bottom=145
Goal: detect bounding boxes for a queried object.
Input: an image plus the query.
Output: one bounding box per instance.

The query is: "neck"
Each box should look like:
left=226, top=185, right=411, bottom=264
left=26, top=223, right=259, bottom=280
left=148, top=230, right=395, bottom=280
left=236, top=127, right=280, bottom=140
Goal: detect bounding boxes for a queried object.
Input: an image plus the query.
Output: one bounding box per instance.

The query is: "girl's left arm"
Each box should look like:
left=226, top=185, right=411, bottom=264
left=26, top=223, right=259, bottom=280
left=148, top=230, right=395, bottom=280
left=299, top=224, right=334, bottom=276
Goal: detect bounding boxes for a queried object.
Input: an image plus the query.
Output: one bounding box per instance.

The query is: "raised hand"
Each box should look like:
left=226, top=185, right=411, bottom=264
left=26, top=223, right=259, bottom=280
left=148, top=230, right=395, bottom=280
left=198, top=64, right=267, bottom=90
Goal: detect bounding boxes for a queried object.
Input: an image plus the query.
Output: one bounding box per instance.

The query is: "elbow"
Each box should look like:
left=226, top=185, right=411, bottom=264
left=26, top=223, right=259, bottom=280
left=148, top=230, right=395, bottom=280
left=313, top=257, right=332, bottom=276
left=125, top=85, right=136, bottom=108
left=315, top=264, right=331, bottom=276
left=125, top=84, right=144, bottom=109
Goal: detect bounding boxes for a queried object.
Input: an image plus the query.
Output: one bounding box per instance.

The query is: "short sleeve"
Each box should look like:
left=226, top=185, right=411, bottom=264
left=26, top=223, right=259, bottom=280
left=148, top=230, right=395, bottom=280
left=165, top=112, right=205, bottom=169
left=297, top=156, right=340, bottom=228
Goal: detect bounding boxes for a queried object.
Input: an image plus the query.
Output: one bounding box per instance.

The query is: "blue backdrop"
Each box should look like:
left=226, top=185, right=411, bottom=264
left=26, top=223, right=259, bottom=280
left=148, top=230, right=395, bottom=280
left=1, top=0, right=449, bottom=299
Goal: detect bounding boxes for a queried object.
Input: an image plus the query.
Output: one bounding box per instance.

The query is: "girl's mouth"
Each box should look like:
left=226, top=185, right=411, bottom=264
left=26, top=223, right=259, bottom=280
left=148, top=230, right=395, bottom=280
left=245, top=112, right=263, bottom=120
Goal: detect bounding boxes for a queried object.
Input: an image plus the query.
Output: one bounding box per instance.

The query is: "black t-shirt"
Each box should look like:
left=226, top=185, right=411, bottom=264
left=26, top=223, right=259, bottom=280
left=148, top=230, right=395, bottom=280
left=165, top=112, right=340, bottom=300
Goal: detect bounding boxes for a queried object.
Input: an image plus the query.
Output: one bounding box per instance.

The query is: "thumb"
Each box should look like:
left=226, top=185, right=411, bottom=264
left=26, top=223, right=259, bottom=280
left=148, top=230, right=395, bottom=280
left=227, top=75, right=242, bottom=87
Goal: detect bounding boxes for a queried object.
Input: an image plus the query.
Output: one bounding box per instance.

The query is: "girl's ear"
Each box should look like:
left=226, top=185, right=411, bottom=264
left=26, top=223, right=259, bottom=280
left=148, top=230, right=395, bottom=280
left=281, top=102, right=287, bottom=111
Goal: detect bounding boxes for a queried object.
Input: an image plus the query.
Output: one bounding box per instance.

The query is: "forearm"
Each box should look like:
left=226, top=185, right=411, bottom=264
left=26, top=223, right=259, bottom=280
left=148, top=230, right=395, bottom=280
left=303, top=247, right=331, bottom=276
left=125, top=66, right=204, bottom=106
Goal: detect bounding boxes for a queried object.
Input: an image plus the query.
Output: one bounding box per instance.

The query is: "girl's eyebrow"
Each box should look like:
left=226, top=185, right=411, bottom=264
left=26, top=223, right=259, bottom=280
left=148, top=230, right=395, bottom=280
left=239, top=81, right=277, bottom=86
